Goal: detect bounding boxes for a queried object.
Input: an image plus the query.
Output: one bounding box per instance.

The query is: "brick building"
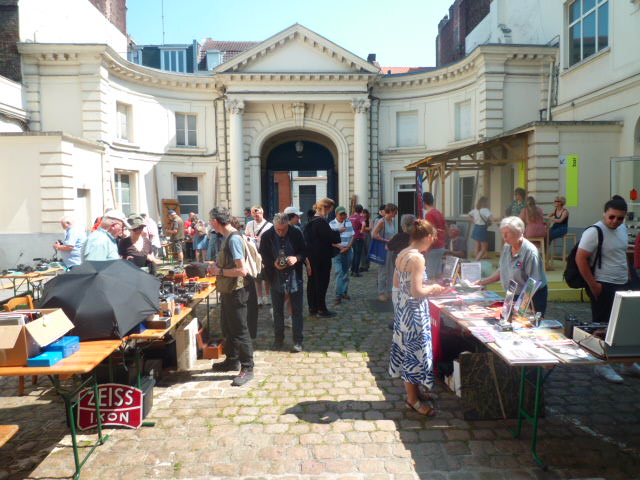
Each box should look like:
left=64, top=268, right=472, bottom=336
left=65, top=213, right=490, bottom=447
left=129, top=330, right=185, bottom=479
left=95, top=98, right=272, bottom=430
left=436, top=0, right=491, bottom=66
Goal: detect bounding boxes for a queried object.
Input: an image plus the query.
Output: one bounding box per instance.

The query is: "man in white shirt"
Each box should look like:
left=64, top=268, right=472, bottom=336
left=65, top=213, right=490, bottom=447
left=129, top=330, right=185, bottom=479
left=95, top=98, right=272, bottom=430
left=244, top=206, right=273, bottom=305
left=329, top=206, right=355, bottom=304
left=141, top=213, right=161, bottom=255
left=576, top=195, right=640, bottom=383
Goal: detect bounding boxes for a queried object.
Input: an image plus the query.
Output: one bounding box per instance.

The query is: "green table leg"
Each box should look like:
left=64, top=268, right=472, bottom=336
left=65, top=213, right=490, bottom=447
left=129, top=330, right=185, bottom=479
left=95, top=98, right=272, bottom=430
left=511, top=366, right=551, bottom=470
left=48, top=374, right=110, bottom=480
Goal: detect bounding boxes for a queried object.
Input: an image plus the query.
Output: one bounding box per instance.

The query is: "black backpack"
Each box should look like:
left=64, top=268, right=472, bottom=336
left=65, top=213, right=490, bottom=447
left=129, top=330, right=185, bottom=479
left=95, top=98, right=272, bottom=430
left=564, top=225, right=603, bottom=289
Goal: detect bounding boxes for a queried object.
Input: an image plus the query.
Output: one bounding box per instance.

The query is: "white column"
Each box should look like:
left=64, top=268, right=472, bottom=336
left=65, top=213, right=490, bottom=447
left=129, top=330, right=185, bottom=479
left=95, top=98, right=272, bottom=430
left=249, top=155, right=261, bottom=207
left=352, top=99, right=370, bottom=206
left=226, top=99, right=245, bottom=217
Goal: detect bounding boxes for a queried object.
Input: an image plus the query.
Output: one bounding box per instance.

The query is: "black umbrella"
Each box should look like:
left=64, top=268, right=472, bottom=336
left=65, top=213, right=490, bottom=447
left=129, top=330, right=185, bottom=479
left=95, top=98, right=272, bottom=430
left=40, top=260, right=160, bottom=340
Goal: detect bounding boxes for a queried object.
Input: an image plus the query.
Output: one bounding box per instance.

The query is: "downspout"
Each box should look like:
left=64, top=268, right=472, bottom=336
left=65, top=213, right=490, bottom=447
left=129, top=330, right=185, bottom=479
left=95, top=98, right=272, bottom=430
left=368, top=85, right=381, bottom=209
left=546, top=61, right=554, bottom=121
left=219, top=93, right=230, bottom=204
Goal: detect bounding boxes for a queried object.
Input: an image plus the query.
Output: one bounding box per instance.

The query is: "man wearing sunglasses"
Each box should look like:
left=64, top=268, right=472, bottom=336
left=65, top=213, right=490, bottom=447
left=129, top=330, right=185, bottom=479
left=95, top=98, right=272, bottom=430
left=576, top=195, right=640, bottom=383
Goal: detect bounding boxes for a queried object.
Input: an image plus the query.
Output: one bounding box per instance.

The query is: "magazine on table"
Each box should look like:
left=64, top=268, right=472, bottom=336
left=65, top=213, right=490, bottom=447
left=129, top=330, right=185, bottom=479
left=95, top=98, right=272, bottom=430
left=515, top=278, right=541, bottom=316
left=536, top=339, right=600, bottom=363
left=501, top=280, right=519, bottom=322
left=491, top=331, right=559, bottom=365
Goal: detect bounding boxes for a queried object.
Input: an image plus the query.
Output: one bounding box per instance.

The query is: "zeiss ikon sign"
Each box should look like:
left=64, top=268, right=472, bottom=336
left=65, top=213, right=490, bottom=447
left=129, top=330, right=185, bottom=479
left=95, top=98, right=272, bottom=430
left=77, top=383, right=143, bottom=430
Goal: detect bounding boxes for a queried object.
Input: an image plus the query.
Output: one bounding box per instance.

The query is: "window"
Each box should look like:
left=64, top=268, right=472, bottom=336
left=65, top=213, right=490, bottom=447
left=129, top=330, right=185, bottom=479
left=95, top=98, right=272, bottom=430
left=114, top=171, right=135, bottom=216
left=396, top=111, right=418, bottom=147
left=455, top=101, right=472, bottom=141
left=297, top=170, right=317, bottom=177
left=175, top=113, right=197, bottom=147
left=458, top=176, right=475, bottom=215
left=176, top=176, right=199, bottom=219
left=128, top=48, right=142, bottom=65
left=161, top=49, right=187, bottom=72
left=116, top=102, right=131, bottom=141
left=568, top=0, right=608, bottom=67
left=207, top=50, right=222, bottom=69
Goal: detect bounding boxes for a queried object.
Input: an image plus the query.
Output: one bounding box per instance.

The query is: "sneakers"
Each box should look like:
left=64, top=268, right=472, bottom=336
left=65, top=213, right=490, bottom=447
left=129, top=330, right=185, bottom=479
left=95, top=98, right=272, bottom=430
left=318, top=310, right=337, bottom=318
left=284, top=316, right=292, bottom=328
left=231, top=369, right=254, bottom=386
left=342, top=294, right=351, bottom=301
left=619, top=362, right=640, bottom=378
left=257, top=297, right=264, bottom=306
left=594, top=364, right=624, bottom=384
left=212, top=359, right=240, bottom=372
left=291, top=343, right=303, bottom=353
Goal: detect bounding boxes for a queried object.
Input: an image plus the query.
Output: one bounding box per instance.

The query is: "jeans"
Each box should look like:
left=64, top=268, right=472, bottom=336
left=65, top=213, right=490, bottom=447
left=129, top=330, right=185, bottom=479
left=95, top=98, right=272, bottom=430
left=307, top=256, right=332, bottom=313
left=548, top=223, right=568, bottom=242
left=219, top=287, right=254, bottom=370
left=586, top=281, right=633, bottom=323
left=425, top=248, right=445, bottom=280
left=350, top=238, right=364, bottom=274
left=271, top=286, right=304, bottom=344
left=333, top=250, right=353, bottom=298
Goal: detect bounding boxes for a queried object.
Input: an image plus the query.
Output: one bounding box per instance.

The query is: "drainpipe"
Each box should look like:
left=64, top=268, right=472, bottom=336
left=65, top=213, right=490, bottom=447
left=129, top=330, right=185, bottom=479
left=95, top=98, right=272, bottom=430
left=546, top=61, right=555, bottom=121
left=368, top=86, right=381, bottom=209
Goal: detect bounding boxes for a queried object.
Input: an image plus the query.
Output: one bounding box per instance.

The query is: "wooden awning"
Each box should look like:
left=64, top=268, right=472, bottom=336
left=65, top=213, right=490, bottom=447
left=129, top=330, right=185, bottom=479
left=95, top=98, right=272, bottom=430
left=404, top=130, right=529, bottom=209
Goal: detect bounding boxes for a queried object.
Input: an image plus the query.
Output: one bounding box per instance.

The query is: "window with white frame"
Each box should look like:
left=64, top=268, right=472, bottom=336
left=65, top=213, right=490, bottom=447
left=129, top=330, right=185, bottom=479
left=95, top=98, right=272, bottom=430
left=458, top=176, right=475, bottom=215
left=568, top=0, right=608, bottom=67
left=116, top=102, right=131, bottom=141
left=128, top=48, right=143, bottom=65
left=175, top=113, right=197, bottom=147
left=454, top=101, right=472, bottom=141
left=176, top=176, right=199, bottom=219
left=161, top=49, right=187, bottom=72
left=114, top=171, right=135, bottom=216
left=396, top=111, right=418, bottom=147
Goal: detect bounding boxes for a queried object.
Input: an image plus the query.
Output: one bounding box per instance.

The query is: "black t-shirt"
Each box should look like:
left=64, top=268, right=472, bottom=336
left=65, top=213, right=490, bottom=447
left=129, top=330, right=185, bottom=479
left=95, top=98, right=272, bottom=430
left=118, top=236, right=153, bottom=267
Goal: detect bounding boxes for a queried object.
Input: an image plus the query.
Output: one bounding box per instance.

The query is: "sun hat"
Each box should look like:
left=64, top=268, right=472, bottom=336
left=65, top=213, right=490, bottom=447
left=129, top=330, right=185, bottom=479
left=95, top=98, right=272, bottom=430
left=127, top=214, right=146, bottom=230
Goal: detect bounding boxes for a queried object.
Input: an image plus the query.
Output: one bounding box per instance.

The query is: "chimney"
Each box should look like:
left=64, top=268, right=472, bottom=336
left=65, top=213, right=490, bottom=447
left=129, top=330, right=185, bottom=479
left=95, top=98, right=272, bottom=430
left=367, top=53, right=376, bottom=63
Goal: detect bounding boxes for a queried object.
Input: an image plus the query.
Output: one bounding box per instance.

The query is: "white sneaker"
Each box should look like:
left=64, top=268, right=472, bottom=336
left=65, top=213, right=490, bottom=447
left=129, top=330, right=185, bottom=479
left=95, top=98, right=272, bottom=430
left=594, top=364, right=624, bottom=384
left=264, top=296, right=271, bottom=305
left=619, top=362, right=640, bottom=378
left=257, top=297, right=263, bottom=306
left=284, top=316, right=292, bottom=328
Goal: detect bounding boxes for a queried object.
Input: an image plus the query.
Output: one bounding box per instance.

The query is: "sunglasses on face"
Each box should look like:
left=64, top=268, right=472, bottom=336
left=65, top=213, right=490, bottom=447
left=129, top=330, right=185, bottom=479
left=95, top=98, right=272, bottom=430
left=608, top=215, right=625, bottom=221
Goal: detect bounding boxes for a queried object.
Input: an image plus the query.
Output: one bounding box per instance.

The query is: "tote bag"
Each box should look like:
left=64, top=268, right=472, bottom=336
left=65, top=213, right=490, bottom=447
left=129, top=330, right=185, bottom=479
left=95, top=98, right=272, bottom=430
left=367, top=219, right=387, bottom=265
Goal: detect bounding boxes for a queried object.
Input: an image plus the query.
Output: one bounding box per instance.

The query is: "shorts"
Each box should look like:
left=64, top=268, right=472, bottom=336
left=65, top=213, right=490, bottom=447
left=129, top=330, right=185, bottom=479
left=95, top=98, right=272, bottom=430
left=472, top=224, right=488, bottom=242
left=172, top=240, right=184, bottom=254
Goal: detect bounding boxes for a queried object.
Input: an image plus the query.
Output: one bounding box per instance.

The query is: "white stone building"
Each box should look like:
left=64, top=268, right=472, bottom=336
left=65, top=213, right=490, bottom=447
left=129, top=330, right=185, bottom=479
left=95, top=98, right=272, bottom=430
left=1, top=0, right=639, bottom=267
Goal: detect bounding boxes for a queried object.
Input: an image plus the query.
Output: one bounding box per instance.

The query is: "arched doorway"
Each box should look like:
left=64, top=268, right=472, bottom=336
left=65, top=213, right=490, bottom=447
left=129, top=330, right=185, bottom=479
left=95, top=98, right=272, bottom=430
left=261, top=130, right=339, bottom=220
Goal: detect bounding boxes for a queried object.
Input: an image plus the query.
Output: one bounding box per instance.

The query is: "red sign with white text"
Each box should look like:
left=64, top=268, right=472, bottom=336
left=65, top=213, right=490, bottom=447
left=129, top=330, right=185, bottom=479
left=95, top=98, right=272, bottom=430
left=77, top=383, right=143, bottom=430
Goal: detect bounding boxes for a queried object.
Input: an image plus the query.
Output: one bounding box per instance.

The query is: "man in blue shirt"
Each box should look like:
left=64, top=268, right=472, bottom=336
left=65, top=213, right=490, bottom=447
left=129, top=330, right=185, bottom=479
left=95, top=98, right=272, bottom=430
left=329, top=206, right=355, bottom=304
left=82, top=209, right=127, bottom=262
left=53, top=216, right=86, bottom=269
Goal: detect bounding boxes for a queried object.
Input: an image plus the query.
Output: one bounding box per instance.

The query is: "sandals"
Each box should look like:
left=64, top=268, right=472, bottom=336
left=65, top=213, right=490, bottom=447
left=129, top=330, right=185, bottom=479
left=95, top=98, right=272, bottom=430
left=405, top=400, right=436, bottom=417
left=417, top=391, right=434, bottom=402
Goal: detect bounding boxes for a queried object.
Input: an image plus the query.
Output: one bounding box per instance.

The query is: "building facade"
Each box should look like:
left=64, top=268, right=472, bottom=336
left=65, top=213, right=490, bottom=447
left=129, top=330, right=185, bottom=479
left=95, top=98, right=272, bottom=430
left=1, top=0, right=639, bottom=267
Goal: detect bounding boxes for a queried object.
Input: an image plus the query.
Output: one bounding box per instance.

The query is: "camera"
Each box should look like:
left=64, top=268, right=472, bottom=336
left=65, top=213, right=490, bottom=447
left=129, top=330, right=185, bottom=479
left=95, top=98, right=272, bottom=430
left=277, top=249, right=288, bottom=267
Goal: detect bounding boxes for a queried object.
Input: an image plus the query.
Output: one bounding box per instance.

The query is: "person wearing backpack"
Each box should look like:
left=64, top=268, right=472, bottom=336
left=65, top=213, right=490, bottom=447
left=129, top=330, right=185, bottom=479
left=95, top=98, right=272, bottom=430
left=206, top=206, right=254, bottom=387
left=576, top=195, right=640, bottom=383
left=259, top=213, right=307, bottom=352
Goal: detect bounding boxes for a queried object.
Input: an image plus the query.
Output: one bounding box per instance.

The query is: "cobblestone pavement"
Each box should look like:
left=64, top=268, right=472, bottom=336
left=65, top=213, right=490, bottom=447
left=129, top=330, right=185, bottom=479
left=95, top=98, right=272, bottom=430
left=1, top=269, right=639, bottom=479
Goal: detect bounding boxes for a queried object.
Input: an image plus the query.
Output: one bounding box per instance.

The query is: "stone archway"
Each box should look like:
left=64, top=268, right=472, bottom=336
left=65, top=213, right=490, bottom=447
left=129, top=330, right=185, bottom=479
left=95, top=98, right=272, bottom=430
left=248, top=119, right=351, bottom=211
left=259, top=130, right=339, bottom=219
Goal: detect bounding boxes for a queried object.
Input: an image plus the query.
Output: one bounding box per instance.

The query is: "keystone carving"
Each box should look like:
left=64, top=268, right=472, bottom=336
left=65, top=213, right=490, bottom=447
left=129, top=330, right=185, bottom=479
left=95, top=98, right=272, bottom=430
left=291, top=102, right=305, bottom=127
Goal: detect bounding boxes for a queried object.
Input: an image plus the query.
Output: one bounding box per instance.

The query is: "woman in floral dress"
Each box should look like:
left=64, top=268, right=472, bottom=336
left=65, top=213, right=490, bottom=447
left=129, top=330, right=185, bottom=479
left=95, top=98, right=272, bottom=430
left=389, top=219, right=446, bottom=416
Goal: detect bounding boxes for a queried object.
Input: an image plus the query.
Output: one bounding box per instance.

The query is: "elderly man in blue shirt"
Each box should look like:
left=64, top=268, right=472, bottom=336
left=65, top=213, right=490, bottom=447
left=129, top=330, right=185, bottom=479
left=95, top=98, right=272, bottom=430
left=82, top=209, right=128, bottom=262
left=329, top=206, right=355, bottom=304
left=53, top=216, right=87, bottom=269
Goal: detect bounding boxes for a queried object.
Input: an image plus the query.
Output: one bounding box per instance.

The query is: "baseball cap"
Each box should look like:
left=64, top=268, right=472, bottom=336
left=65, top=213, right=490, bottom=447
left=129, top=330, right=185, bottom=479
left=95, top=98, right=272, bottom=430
left=283, top=206, right=303, bottom=216
left=335, top=206, right=347, bottom=215
left=103, top=209, right=128, bottom=224
left=168, top=209, right=177, bottom=215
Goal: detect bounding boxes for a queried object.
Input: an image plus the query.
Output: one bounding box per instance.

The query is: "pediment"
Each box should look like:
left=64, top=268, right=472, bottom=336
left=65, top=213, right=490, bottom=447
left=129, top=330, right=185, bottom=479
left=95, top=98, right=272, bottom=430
left=215, top=24, right=379, bottom=75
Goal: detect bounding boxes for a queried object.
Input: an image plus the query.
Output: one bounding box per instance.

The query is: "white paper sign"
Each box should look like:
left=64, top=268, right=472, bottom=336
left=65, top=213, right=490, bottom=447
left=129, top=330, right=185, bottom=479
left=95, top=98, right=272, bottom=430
left=460, top=262, right=482, bottom=283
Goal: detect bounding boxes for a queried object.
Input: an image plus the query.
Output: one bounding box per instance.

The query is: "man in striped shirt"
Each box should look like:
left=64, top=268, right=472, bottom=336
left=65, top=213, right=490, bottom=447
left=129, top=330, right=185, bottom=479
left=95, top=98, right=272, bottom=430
left=329, top=206, right=355, bottom=304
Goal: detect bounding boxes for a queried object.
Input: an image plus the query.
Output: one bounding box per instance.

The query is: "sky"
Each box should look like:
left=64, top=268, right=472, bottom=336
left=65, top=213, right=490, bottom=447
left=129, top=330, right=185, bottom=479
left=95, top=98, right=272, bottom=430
left=126, top=0, right=454, bottom=67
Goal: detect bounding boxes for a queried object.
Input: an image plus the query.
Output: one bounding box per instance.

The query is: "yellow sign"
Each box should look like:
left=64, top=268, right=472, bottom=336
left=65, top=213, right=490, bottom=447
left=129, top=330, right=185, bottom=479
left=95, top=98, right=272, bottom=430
left=566, top=155, right=579, bottom=207
left=518, top=161, right=526, bottom=189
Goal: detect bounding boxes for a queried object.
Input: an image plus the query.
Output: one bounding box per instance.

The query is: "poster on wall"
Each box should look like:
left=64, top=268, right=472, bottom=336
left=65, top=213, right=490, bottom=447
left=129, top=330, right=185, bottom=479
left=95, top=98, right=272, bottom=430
left=560, top=155, right=580, bottom=207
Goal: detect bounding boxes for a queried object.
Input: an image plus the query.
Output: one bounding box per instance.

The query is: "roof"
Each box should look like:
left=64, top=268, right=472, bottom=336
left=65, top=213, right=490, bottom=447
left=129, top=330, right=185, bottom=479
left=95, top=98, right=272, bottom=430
left=199, top=38, right=259, bottom=64
left=380, top=66, right=434, bottom=75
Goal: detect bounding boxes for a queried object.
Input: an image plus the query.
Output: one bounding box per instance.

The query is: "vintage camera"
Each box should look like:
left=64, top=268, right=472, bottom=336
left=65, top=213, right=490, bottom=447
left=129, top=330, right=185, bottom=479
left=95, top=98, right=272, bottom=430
left=277, top=249, right=288, bottom=268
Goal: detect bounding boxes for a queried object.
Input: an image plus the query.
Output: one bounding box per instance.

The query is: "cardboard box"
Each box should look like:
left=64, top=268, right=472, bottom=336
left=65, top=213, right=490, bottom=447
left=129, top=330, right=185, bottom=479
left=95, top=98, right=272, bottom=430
left=0, top=308, right=75, bottom=367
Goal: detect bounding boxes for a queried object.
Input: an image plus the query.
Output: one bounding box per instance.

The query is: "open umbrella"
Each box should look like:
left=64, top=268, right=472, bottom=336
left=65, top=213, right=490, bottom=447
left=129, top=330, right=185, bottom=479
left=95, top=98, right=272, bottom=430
left=40, top=260, right=160, bottom=340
